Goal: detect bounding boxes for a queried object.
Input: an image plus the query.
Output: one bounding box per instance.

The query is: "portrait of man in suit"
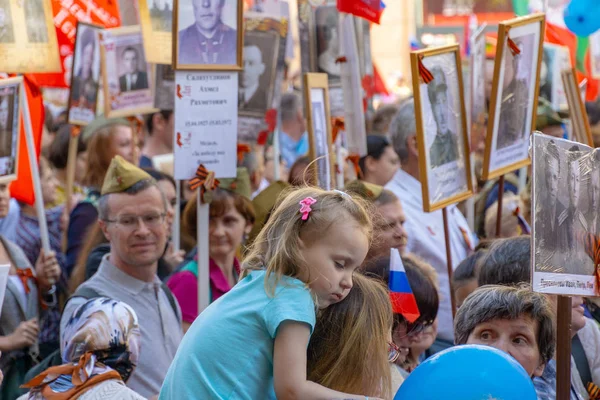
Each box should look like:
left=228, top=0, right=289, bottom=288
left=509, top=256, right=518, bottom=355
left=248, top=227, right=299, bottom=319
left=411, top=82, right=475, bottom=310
left=0, top=95, right=13, bottom=159
left=428, top=66, right=459, bottom=169
left=239, top=35, right=277, bottom=113
left=178, top=0, right=237, bottom=66
left=118, top=46, right=149, bottom=92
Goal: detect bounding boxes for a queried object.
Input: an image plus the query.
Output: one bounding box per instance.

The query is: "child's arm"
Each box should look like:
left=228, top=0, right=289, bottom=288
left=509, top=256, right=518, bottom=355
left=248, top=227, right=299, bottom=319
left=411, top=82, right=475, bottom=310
left=273, top=320, right=381, bottom=400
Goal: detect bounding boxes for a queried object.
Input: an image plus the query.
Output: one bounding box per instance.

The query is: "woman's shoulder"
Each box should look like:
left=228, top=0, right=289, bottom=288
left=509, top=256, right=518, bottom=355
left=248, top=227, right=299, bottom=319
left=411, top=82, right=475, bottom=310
left=79, top=379, right=147, bottom=400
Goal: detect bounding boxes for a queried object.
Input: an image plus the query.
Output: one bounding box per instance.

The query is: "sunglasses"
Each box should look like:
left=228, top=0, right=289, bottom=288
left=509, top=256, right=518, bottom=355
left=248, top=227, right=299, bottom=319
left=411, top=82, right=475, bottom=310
left=396, top=319, right=435, bottom=339
left=388, top=341, right=401, bottom=363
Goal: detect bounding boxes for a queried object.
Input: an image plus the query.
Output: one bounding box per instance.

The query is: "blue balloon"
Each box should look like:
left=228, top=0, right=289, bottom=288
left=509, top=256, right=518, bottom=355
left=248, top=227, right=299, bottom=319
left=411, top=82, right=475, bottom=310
left=394, top=345, right=537, bottom=400
left=564, top=0, right=600, bottom=38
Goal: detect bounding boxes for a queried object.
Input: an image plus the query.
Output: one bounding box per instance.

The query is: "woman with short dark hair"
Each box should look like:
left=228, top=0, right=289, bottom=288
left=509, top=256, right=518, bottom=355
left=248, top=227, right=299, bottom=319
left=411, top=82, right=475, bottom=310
left=358, top=135, right=400, bottom=187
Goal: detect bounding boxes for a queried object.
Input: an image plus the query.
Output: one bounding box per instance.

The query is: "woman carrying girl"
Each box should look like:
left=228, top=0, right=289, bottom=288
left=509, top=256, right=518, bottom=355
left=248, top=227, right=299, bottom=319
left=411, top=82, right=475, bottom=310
left=159, top=187, right=378, bottom=399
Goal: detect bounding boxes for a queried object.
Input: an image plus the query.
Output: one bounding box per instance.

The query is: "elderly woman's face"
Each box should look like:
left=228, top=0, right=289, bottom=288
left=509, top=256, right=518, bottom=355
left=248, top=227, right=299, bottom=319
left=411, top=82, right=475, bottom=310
left=466, top=316, right=545, bottom=377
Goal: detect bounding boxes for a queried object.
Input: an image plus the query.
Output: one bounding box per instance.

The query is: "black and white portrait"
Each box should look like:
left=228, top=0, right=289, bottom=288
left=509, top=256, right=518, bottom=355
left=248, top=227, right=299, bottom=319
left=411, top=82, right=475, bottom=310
left=0, top=94, right=13, bottom=159
left=0, top=80, right=20, bottom=181
left=117, top=44, right=149, bottom=92
left=0, top=0, right=14, bottom=43
left=176, top=0, right=239, bottom=68
left=150, top=0, right=173, bottom=32
left=427, top=66, right=459, bottom=168
left=315, top=5, right=340, bottom=81
left=69, top=23, right=101, bottom=125
left=24, top=0, right=48, bottom=43
left=311, top=96, right=330, bottom=190
left=154, top=63, right=175, bottom=110
left=239, top=31, right=279, bottom=116
left=470, top=29, right=487, bottom=153
left=533, top=134, right=595, bottom=286
left=540, top=43, right=570, bottom=112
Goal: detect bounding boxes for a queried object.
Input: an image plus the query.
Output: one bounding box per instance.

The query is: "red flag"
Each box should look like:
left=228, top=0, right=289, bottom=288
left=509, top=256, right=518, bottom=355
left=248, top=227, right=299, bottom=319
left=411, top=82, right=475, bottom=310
left=337, top=0, right=385, bottom=24
left=10, top=75, right=44, bottom=206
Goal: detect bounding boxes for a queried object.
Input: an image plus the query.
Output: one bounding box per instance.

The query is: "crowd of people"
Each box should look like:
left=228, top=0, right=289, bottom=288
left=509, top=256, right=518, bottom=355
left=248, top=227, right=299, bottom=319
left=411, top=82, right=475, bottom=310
left=0, top=87, right=598, bottom=400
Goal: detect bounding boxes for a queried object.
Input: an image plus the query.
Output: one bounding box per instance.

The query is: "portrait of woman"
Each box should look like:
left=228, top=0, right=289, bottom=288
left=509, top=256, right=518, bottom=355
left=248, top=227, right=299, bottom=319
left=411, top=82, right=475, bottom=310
left=70, top=24, right=100, bottom=113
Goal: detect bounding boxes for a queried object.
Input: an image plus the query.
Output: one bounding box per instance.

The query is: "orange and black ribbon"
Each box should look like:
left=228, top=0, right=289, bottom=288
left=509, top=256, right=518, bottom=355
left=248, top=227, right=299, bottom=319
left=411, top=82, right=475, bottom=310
left=237, top=143, right=251, bottom=163
left=335, top=56, right=348, bottom=64
left=417, top=55, right=433, bottom=84
left=331, top=117, right=345, bottom=143
left=16, top=269, right=36, bottom=295
left=346, top=153, right=362, bottom=179
left=588, top=381, right=600, bottom=400
left=257, top=109, right=278, bottom=146
left=71, top=126, right=81, bottom=138
left=189, top=164, right=220, bottom=203
left=506, top=29, right=522, bottom=57
left=126, top=116, right=144, bottom=135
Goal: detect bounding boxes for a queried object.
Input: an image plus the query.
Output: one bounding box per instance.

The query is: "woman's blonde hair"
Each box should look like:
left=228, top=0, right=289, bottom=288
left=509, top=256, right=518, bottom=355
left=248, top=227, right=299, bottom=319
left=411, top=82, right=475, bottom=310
left=307, top=273, right=392, bottom=399
left=243, top=186, right=373, bottom=296
left=83, top=124, right=130, bottom=189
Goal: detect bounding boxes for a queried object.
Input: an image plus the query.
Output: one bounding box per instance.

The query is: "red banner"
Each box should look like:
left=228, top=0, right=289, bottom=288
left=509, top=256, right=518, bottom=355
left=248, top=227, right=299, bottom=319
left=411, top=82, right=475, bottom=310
left=337, top=0, right=385, bottom=24
left=33, top=0, right=121, bottom=88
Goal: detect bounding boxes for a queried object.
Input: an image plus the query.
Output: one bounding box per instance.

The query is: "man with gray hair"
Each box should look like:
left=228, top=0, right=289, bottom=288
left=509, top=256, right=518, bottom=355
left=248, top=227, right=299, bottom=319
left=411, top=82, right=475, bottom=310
left=385, top=98, right=474, bottom=348
left=60, top=156, right=183, bottom=398
left=278, top=92, right=308, bottom=168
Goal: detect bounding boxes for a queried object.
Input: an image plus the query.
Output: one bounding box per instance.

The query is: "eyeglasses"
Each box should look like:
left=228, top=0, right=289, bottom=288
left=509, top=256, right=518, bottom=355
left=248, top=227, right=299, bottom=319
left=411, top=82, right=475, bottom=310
left=104, top=212, right=166, bottom=230
left=388, top=341, right=401, bottom=363
left=396, top=319, right=434, bottom=339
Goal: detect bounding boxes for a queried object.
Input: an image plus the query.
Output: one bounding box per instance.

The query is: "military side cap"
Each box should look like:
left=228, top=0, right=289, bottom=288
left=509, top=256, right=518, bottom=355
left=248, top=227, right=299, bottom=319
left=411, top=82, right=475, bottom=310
left=101, top=155, right=153, bottom=195
left=344, top=179, right=384, bottom=202
left=218, top=167, right=252, bottom=200
left=248, top=180, right=290, bottom=246
left=535, top=97, right=564, bottom=130
left=82, top=115, right=130, bottom=141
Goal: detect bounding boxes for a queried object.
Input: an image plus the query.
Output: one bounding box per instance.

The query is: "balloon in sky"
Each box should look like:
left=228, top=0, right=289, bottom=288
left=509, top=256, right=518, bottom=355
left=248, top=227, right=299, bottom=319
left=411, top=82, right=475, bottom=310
left=394, top=345, right=537, bottom=400
left=564, top=0, right=600, bottom=37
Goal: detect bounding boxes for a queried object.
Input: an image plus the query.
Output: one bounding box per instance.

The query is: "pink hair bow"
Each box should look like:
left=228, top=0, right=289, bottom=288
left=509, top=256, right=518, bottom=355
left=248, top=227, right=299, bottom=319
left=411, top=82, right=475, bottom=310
left=299, top=197, right=317, bottom=221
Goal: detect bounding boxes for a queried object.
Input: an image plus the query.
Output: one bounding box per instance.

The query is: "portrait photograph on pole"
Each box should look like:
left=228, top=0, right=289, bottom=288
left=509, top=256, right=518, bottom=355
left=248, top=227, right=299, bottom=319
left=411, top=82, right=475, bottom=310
left=562, top=68, right=593, bottom=146
left=410, top=44, right=473, bottom=212
left=539, top=43, right=571, bottom=112
left=532, top=133, right=598, bottom=296
left=173, top=0, right=244, bottom=70
left=0, top=77, right=21, bottom=183
left=469, top=25, right=487, bottom=154
left=154, top=63, right=175, bottom=110
left=139, top=0, right=174, bottom=64
left=100, top=26, right=156, bottom=118
left=483, top=13, right=545, bottom=180
left=304, top=72, right=333, bottom=190
left=67, top=22, right=103, bottom=126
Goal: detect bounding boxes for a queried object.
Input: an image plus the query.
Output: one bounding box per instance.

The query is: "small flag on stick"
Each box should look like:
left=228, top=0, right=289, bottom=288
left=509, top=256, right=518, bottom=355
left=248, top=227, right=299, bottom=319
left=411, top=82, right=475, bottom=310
left=389, top=248, right=420, bottom=323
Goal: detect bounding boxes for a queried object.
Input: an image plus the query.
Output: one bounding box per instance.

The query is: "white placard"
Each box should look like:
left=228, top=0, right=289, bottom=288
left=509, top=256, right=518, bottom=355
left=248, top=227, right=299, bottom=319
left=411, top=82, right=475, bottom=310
left=174, top=71, right=238, bottom=180
left=0, top=265, right=9, bottom=316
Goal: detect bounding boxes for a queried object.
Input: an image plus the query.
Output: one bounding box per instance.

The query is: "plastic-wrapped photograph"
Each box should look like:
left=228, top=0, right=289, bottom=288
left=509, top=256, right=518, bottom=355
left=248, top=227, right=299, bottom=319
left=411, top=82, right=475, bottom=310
left=410, top=44, right=473, bottom=212
left=532, top=133, right=598, bottom=295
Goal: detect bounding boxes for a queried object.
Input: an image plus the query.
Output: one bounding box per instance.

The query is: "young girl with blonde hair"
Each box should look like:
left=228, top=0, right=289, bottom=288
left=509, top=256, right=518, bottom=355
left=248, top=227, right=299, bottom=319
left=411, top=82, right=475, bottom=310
left=160, top=187, right=379, bottom=399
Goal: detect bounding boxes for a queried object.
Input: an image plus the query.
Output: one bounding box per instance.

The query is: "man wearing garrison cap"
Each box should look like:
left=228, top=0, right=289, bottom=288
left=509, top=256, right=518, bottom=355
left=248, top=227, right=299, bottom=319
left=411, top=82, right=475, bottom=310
left=428, top=66, right=459, bottom=168
left=60, top=156, right=183, bottom=398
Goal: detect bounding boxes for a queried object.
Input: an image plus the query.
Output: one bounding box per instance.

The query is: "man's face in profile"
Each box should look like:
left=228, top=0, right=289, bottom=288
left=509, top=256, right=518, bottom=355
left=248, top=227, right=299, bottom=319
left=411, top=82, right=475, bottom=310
left=193, top=0, right=223, bottom=32
left=431, top=91, right=449, bottom=134
left=122, top=50, right=138, bottom=74
left=241, top=45, right=265, bottom=88
left=0, top=97, right=8, bottom=130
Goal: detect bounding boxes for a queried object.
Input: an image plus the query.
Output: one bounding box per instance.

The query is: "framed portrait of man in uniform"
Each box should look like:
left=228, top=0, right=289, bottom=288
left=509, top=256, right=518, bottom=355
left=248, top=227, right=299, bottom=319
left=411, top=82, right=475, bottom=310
left=0, top=77, right=21, bottom=184
left=304, top=73, right=333, bottom=190
left=410, top=44, right=473, bottom=212
left=483, top=14, right=545, bottom=180
left=562, top=68, right=593, bottom=146
left=173, top=0, right=244, bottom=70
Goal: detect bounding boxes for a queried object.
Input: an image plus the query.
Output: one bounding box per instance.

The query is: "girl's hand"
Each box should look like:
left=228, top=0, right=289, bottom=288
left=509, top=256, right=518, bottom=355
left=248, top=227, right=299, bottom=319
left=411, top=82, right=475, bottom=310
left=35, top=250, right=61, bottom=289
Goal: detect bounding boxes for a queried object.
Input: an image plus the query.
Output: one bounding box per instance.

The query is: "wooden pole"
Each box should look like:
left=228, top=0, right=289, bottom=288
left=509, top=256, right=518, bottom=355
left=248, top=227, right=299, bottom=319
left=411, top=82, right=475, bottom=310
left=495, top=175, right=505, bottom=238
left=335, top=134, right=344, bottom=189
left=65, top=134, right=79, bottom=217
left=172, top=179, right=181, bottom=252
left=273, top=110, right=281, bottom=182
left=556, top=295, right=572, bottom=400
left=442, top=207, right=456, bottom=318
left=197, top=191, right=210, bottom=313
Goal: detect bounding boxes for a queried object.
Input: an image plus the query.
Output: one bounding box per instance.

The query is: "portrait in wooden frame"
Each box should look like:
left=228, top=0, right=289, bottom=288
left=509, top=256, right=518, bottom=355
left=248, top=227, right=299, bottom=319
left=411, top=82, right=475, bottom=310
left=173, top=0, right=244, bottom=71
left=410, top=44, right=473, bottom=212
left=469, top=24, right=487, bottom=153
left=562, top=68, right=593, bottom=146
left=483, top=13, right=545, bottom=181
left=304, top=73, right=334, bottom=190
left=67, top=22, right=103, bottom=126
left=139, top=0, right=174, bottom=64
left=0, top=0, right=60, bottom=73
left=0, top=77, right=22, bottom=184
left=100, top=26, right=157, bottom=118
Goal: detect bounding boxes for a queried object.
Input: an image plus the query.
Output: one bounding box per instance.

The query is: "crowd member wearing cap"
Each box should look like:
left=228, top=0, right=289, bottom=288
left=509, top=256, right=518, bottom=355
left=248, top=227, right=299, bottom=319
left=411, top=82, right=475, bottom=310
left=65, top=117, right=137, bottom=277
left=386, top=98, right=475, bottom=348
left=455, top=285, right=554, bottom=379
left=46, top=124, right=87, bottom=209
left=19, top=297, right=144, bottom=400
left=358, top=136, right=400, bottom=187
left=60, top=156, right=183, bottom=398
left=427, top=66, right=459, bottom=168
left=344, top=180, right=408, bottom=266
left=307, top=273, right=393, bottom=399
left=140, top=111, right=174, bottom=169
left=168, top=168, right=255, bottom=332
left=0, top=181, right=61, bottom=399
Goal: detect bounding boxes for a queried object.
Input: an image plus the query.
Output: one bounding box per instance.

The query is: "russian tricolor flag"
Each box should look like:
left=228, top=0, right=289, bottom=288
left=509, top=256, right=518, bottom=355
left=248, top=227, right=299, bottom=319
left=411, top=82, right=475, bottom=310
left=389, top=249, right=420, bottom=323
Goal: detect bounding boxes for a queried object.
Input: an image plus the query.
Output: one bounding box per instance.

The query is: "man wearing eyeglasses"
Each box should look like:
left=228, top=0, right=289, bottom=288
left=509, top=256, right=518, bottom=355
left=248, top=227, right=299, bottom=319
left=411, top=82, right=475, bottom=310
left=60, top=156, right=183, bottom=399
